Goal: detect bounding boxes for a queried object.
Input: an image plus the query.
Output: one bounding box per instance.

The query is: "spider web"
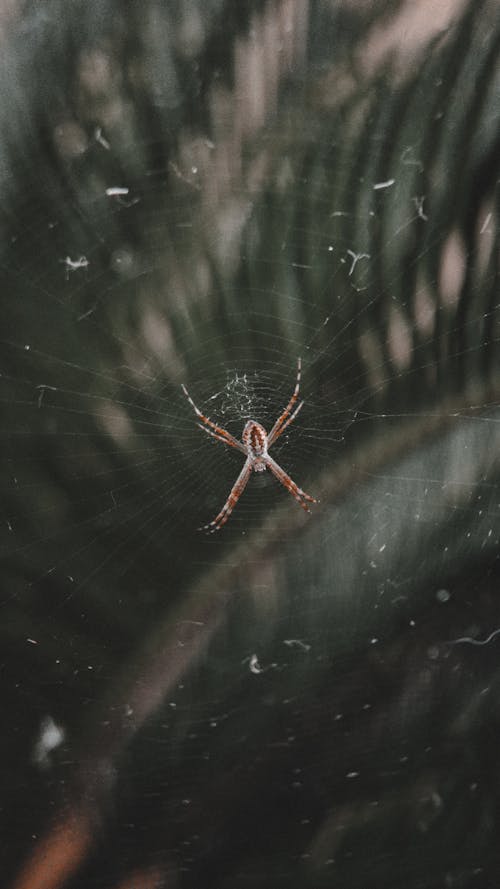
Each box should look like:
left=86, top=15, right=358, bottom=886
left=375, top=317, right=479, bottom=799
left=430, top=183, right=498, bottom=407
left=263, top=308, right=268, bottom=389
left=2, top=1, right=500, bottom=887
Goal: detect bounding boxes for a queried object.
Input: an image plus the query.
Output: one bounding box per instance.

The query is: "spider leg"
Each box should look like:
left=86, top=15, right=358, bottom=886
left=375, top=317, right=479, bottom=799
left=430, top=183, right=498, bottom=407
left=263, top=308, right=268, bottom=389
left=197, top=423, right=243, bottom=450
left=271, top=399, right=304, bottom=442
left=201, top=458, right=253, bottom=532
left=267, top=357, right=302, bottom=446
left=264, top=455, right=317, bottom=513
left=182, top=384, right=246, bottom=453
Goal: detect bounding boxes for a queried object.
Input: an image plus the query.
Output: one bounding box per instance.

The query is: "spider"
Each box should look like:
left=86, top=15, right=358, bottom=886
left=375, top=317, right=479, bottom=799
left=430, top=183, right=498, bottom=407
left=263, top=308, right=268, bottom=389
left=182, top=358, right=318, bottom=531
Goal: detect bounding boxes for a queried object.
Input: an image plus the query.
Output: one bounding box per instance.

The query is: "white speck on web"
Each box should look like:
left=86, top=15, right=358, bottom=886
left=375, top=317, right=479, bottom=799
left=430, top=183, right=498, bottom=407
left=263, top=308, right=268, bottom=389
left=95, top=127, right=110, bottom=150
left=283, top=639, right=311, bottom=652
left=480, top=212, right=492, bottom=234
left=346, top=250, right=370, bottom=276
left=436, top=589, right=450, bottom=603
left=373, top=178, right=395, bottom=190
left=169, top=160, right=201, bottom=191
left=249, top=653, right=263, bottom=674
left=36, top=384, right=57, bottom=408
left=106, top=187, right=140, bottom=208
left=105, top=187, right=129, bottom=196
left=32, top=716, right=65, bottom=768
left=413, top=195, right=428, bottom=221
left=60, top=255, right=89, bottom=279
left=449, top=627, right=500, bottom=646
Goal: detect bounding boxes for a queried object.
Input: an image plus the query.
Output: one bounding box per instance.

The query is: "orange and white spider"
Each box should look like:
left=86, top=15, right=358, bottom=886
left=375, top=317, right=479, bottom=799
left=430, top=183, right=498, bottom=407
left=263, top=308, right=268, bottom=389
left=182, top=358, right=317, bottom=531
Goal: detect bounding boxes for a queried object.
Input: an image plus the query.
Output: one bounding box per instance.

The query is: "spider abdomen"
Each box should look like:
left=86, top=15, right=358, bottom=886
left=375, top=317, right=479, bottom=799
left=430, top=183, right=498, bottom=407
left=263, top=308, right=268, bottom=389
left=243, top=421, right=268, bottom=458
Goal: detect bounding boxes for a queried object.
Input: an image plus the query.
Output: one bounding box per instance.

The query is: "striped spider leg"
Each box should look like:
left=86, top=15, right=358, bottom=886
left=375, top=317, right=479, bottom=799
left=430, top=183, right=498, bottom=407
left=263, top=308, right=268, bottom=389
left=181, top=384, right=246, bottom=454
left=182, top=359, right=317, bottom=531
left=267, top=357, right=304, bottom=446
left=198, top=458, right=253, bottom=532
left=264, top=455, right=317, bottom=513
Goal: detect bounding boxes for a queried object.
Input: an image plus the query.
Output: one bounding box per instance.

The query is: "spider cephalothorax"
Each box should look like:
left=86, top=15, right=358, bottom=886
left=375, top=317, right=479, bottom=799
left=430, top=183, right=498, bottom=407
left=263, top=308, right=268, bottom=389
left=182, top=358, right=317, bottom=531
left=242, top=421, right=268, bottom=469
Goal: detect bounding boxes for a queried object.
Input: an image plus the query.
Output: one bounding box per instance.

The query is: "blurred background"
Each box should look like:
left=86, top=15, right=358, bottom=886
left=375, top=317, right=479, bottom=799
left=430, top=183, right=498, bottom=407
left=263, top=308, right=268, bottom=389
left=2, top=1, right=500, bottom=886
